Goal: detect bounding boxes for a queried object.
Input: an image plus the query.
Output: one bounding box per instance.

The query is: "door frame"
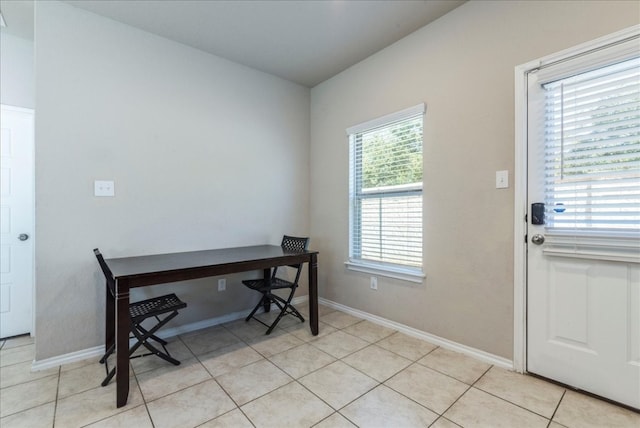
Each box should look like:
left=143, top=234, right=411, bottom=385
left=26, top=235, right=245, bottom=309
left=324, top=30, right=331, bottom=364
left=512, top=25, right=640, bottom=374
left=1, top=104, right=36, bottom=338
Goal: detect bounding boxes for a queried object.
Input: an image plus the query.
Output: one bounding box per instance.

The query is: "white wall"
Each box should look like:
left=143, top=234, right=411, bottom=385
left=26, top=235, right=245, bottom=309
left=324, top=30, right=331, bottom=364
left=34, top=1, right=310, bottom=360
left=0, top=32, right=34, bottom=108
left=310, top=0, right=639, bottom=359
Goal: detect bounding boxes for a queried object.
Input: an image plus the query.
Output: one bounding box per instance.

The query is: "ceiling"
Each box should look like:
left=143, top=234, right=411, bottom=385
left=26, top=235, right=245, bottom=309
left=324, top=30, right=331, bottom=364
left=0, top=0, right=33, bottom=39
left=0, top=0, right=465, bottom=87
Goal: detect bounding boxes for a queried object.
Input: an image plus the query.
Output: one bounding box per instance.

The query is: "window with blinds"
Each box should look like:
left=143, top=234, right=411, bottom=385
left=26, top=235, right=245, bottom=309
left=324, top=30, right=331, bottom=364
left=348, top=105, right=424, bottom=277
left=542, top=57, right=640, bottom=233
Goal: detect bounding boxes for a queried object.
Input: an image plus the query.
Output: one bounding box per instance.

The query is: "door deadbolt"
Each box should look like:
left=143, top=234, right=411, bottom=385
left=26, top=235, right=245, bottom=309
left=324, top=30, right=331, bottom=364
left=531, top=203, right=545, bottom=225
left=18, top=233, right=29, bottom=241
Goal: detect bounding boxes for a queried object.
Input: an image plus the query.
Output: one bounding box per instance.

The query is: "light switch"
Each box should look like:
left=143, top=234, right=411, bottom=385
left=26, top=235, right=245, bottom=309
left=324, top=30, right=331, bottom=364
left=496, top=170, right=509, bottom=189
left=94, top=180, right=115, bottom=197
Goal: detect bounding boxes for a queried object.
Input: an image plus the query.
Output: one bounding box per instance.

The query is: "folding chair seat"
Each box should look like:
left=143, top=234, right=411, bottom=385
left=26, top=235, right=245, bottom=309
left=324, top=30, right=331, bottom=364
left=242, top=235, right=309, bottom=335
left=93, top=249, right=187, bottom=386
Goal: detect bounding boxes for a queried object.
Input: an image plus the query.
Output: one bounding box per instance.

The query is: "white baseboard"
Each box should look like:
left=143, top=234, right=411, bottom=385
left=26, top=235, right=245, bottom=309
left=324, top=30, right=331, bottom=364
left=31, top=345, right=104, bottom=372
left=31, top=296, right=310, bottom=372
left=32, top=295, right=510, bottom=372
left=319, top=297, right=514, bottom=370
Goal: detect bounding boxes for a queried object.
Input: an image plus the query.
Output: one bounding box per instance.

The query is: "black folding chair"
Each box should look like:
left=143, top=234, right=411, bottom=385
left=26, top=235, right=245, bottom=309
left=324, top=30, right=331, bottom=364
left=93, top=248, right=187, bottom=386
left=242, top=235, right=309, bottom=335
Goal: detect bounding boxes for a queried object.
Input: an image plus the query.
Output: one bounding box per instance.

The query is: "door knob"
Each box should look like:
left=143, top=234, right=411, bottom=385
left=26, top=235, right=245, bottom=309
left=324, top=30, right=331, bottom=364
left=18, top=233, right=29, bottom=241
left=531, top=234, right=545, bottom=245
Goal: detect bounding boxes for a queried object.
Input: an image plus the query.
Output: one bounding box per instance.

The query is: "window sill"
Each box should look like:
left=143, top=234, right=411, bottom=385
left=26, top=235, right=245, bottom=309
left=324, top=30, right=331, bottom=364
left=345, top=260, right=425, bottom=283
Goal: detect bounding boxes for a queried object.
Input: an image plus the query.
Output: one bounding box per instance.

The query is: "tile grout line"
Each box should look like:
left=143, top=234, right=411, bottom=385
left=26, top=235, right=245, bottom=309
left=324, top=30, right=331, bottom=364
left=0, top=369, right=59, bottom=390
left=276, top=320, right=386, bottom=426
left=381, top=360, right=455, bottom=417
left=148, top=321, right=297, bottom=418
left=431, top=363, right=494, bottom=425
left=0, top=375, right=59, bottom=422
left=188, top=325, right=286, bottom=421
left=222, top=328, right=329, bottom=415
left=0, top=326, right=459, bottom=427
left=315, top=319, right=467, bottom=426
left=547, top=389, right=567, bottom=428
left=473, top=377, right=563, bottom=421
left=411, top=346, right=494, bottom=386
left=141, top=332, right=240, bottom=427
left=327, top=322, right=441, bottom=425
left=210, top=330, right=310, bottom=427
left=182, top=333, right=246, bottom=428
left=50, top=365, right=61, bottom=428
left=0, top=342, right=36, bottom=370
left=473, top=386, right=558, bottom=422
left=4, top=308, right=638, bottom=427
left=304, top=328, right=380, bottom=428
left=139, top=334, right=166, bottom=428
left=0, top=340, right=59, bottom=423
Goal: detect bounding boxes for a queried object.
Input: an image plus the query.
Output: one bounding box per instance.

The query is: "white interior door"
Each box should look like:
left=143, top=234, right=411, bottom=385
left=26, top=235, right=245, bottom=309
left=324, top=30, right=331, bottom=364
left=525, top=35, right=640, bottom=410
left=0, top=105, right=34, bottom=338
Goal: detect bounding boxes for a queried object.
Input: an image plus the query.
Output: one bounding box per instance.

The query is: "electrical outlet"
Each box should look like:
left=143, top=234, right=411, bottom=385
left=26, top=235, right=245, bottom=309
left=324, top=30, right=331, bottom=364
left=370, top=276, right=378, bottom=290
left=218, top=278, right=226, bottom=291
left=94, top=180, right=115, bottom=197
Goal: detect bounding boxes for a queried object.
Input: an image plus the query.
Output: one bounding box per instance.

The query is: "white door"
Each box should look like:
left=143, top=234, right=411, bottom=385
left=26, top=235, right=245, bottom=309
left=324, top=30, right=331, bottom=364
left=526, top=34, right=640, bottom=410
left=0, top=105, right=34, bottom=338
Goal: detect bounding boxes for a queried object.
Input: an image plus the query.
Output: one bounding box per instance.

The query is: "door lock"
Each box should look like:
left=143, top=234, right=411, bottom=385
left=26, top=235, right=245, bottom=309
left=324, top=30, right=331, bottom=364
left=531, top=234, right=545, bottom=245
left=531, top=203, right=545, bottom=225
left=18, top=233, right=29, bottom=241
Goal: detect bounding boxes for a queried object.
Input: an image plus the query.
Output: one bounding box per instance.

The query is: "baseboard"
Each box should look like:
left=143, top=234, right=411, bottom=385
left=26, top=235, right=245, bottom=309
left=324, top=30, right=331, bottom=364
left=319, top=297, right=514, bottom=370
left=31, top=296, right=310, bottom=372
left=31, top=345, right=104, bottom=372
left=32, top=296, right=512, bottom=372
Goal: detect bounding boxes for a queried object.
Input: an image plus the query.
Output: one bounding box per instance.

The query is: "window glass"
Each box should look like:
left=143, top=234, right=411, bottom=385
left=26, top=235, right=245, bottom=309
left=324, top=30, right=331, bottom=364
left=349, top=110, right=424, bottom=271
left=542, top=57, right=640, bottom=232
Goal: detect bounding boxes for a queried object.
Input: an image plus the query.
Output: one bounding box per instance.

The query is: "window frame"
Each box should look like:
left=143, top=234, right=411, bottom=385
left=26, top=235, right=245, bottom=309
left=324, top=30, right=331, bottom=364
left=527, top=37, right=640, bottom=263
left=345, top=104, right=426, bottom=283
left=540, top=57, right=640, bottom=234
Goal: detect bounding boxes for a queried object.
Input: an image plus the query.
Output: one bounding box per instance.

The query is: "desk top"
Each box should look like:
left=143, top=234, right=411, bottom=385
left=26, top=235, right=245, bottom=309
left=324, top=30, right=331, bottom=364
left=105, top=244, right=317, bottom=279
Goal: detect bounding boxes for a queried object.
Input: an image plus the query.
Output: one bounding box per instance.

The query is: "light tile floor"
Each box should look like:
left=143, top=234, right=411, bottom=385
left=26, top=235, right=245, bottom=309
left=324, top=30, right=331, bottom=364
left=1, top=305, right=639, bottom=428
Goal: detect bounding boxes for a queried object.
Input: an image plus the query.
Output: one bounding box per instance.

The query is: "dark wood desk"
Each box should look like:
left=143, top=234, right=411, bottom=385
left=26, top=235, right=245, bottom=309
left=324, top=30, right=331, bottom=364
left=104, top=245, right=319, bottom=408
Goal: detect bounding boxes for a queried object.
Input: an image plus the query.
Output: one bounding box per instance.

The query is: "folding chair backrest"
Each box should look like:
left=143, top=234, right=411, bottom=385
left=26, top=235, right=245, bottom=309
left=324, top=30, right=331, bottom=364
left=93, top=248, right=116, bottom=298
left=272, top=235, right=309, bottom=283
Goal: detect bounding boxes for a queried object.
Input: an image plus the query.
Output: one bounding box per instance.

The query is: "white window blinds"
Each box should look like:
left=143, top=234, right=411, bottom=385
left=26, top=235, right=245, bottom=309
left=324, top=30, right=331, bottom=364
left=348, top=105, right=424, bottom=273
left=542, top=57, right=640, bottom=233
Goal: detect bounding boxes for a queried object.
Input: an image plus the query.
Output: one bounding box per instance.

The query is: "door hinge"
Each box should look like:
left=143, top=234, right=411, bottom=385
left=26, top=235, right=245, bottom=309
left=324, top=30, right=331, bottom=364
left=524, top=214, right=528, bottom=222
left=524, top=234, right=528, bottom=243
